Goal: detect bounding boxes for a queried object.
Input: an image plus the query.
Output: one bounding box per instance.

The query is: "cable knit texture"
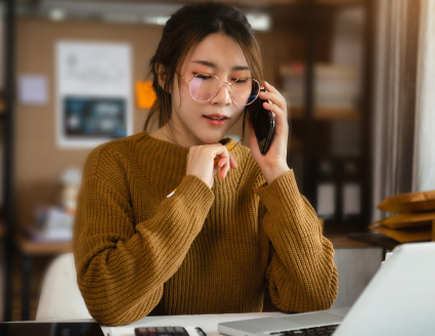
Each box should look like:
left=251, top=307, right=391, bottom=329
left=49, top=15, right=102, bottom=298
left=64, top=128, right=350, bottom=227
left=73, top=131, right=338, bottom=326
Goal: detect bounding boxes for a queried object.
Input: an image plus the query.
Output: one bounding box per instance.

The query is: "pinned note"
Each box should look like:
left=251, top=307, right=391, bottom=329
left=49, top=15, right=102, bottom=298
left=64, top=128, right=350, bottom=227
left=136, top=81, right=156, bottom=109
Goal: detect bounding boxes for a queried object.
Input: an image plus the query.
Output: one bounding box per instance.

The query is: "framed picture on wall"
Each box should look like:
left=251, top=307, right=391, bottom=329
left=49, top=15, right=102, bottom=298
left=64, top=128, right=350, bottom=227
left=63, top=96, right=127, bottom=139
left=56, top=41, right=132, bottom=148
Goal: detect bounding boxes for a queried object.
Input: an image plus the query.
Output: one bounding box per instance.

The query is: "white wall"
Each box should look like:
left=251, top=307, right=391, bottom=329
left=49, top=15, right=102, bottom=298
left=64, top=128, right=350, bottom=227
left=332, top=247, right=383, bottom=308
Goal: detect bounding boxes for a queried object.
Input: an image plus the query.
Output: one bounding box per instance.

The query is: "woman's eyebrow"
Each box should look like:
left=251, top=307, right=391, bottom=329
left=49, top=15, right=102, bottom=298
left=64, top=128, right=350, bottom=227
left=191, top=60, right=250, bottom=71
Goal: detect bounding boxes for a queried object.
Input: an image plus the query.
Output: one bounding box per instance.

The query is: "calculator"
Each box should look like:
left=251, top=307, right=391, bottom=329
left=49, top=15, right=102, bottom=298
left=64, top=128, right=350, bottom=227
left=134, top=326, right=207, bottom=336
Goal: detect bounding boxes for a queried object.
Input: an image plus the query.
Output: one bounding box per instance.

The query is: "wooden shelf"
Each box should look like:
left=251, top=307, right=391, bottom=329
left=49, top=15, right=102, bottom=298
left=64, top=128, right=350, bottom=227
left=15, top=234, right=72, bottom=256
left=290, top=106, right=361, bottom=120
left=347, top=232, right=400, bottom=251
left=325, top=233, right=372, bottom=248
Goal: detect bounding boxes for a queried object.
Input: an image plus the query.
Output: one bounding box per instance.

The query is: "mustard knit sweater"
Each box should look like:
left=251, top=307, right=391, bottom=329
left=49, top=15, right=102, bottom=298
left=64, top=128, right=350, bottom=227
left=73, top=131, right=338, bottom=326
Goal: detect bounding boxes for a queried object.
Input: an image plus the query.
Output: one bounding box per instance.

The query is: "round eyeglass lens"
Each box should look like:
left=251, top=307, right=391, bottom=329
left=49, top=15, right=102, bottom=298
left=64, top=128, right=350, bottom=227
left=231, top=78, right=260, bottom=106
left=189, top=75, right=220, bottom=102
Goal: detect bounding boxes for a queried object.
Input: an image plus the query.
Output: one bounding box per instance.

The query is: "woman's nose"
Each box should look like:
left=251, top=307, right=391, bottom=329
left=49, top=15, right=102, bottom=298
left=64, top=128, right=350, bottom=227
left=211, top=83, right=232, bottom=106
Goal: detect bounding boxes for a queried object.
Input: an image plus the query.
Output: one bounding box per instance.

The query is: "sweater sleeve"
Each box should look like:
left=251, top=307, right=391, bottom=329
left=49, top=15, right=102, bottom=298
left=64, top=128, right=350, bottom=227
left=255, top=169, right=338, bottom=312
left=73, top=148, right=214, bottom=326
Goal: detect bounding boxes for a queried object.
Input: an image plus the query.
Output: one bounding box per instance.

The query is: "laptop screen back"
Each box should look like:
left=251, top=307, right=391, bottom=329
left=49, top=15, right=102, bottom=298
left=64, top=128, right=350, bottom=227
left=334, top=241, right=435, bottom=336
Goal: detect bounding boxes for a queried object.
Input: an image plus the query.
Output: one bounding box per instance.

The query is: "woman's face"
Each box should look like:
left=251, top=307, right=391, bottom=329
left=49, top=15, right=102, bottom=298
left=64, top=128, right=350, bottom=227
left=170, top=33, right=250, bottom=146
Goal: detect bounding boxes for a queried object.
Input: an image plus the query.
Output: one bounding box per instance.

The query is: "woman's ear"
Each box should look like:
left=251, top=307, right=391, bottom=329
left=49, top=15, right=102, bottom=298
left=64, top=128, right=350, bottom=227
left=155, top=63, right=170, bottom=92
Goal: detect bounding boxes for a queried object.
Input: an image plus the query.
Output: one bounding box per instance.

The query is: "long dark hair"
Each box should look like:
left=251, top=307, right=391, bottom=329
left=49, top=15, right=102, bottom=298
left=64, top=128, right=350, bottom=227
left=144, top=1, right=264, bottom=133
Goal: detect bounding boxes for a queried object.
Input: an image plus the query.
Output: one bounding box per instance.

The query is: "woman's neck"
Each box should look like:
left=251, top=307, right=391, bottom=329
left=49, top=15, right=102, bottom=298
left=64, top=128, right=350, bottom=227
left=149, top=126, right=174, bottom=144
left=149, top=124, right=202, bottom=148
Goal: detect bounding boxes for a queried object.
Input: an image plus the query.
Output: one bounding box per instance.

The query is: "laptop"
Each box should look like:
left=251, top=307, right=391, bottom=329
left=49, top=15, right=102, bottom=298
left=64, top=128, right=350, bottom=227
left=218, top=241, right=435, bottom=336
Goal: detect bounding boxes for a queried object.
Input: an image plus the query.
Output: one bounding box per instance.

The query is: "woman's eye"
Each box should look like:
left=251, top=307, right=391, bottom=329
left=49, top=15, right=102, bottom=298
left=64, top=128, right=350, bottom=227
left=233, top=78, right=248, bottom=84
left=195, top=73, right=213, bottom=80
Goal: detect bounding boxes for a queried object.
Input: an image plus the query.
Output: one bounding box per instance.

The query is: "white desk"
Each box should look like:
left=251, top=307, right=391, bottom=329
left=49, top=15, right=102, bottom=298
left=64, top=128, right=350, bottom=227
left=102, top=312, right=285, bottom=336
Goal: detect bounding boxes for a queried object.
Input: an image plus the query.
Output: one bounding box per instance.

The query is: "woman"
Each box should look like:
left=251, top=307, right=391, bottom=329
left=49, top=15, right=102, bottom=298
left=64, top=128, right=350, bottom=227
left=73, top=1, right=338, bottom=326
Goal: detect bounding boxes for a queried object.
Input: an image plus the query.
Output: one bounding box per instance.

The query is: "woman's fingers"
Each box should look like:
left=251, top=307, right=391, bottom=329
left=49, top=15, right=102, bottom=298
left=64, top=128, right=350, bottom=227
left=260, top=82, right=288, bottom=117
left=262, top=81, right=286, bottom=107
left=229, top=152, right=238, bottom=170
left=186, top=142, right=238, bottom=188
left=259, top=83, right=288, bottom=134
left=216, top=149, right=238, bottom=180
left=217, top=156, right=230, bottom=180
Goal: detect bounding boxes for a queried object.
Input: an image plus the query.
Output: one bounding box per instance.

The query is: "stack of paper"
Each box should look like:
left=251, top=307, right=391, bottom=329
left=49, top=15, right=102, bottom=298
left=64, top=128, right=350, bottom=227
left=370, top=191, right=435, bottom=242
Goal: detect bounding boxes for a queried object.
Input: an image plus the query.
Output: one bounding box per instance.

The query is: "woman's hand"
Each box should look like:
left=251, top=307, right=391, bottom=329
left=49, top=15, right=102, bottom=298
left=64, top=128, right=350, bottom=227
left=249, top=81, right=290, bottom=184
left=186, top=143, right=238, bottom=188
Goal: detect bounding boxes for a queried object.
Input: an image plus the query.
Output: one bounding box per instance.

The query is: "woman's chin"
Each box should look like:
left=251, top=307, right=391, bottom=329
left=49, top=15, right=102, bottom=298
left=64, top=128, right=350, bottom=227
left=197, top=132, right=228, bottom=144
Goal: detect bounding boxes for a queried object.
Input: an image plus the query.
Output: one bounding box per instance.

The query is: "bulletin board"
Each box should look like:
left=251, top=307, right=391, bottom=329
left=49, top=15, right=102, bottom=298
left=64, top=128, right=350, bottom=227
left=14, top=17, right=163, bottom=226
left=56, top=41, right=133, bottom=148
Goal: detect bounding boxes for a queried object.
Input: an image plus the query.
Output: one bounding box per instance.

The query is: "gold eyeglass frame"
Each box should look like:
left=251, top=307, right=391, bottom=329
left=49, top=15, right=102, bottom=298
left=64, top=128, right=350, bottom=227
left=179, top=73, right=264, bottom=106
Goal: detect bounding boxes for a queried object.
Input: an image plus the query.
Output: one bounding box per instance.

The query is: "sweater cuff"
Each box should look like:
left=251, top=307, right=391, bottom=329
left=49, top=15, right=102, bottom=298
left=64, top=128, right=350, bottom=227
left=255, top=169, right=302, bottom=212
left=170, top=174, right=215, bottom=215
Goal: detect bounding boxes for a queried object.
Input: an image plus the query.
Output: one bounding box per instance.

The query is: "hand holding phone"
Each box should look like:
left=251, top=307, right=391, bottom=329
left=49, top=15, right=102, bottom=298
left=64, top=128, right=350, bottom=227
left=248, top=88, right=275, bottom=155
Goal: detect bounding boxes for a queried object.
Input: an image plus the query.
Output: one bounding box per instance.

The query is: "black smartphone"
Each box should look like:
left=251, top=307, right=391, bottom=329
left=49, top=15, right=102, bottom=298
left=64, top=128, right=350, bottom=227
left=248, top=88, right=275, bottom=155
left=0, top=322, right=104, bottom=336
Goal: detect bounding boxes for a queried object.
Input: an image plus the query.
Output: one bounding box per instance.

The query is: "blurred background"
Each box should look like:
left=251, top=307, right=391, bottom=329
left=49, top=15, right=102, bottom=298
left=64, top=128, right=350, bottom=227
left=1, top=0, right=433, bottom=322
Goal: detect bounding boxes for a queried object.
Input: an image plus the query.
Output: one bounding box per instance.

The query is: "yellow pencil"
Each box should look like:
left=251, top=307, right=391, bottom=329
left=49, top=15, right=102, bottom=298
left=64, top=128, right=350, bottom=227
left=167, top=139, right=242, bottom=198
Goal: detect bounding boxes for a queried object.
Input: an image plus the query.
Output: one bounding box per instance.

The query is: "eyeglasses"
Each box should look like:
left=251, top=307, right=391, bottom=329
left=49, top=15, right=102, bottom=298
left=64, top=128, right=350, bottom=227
left=180, top=73, right=262, bottom=106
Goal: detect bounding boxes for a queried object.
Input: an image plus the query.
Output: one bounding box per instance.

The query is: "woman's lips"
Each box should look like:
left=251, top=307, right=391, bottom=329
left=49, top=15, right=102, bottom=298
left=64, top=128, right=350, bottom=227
left=203, top=114, right=228, bottom=126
